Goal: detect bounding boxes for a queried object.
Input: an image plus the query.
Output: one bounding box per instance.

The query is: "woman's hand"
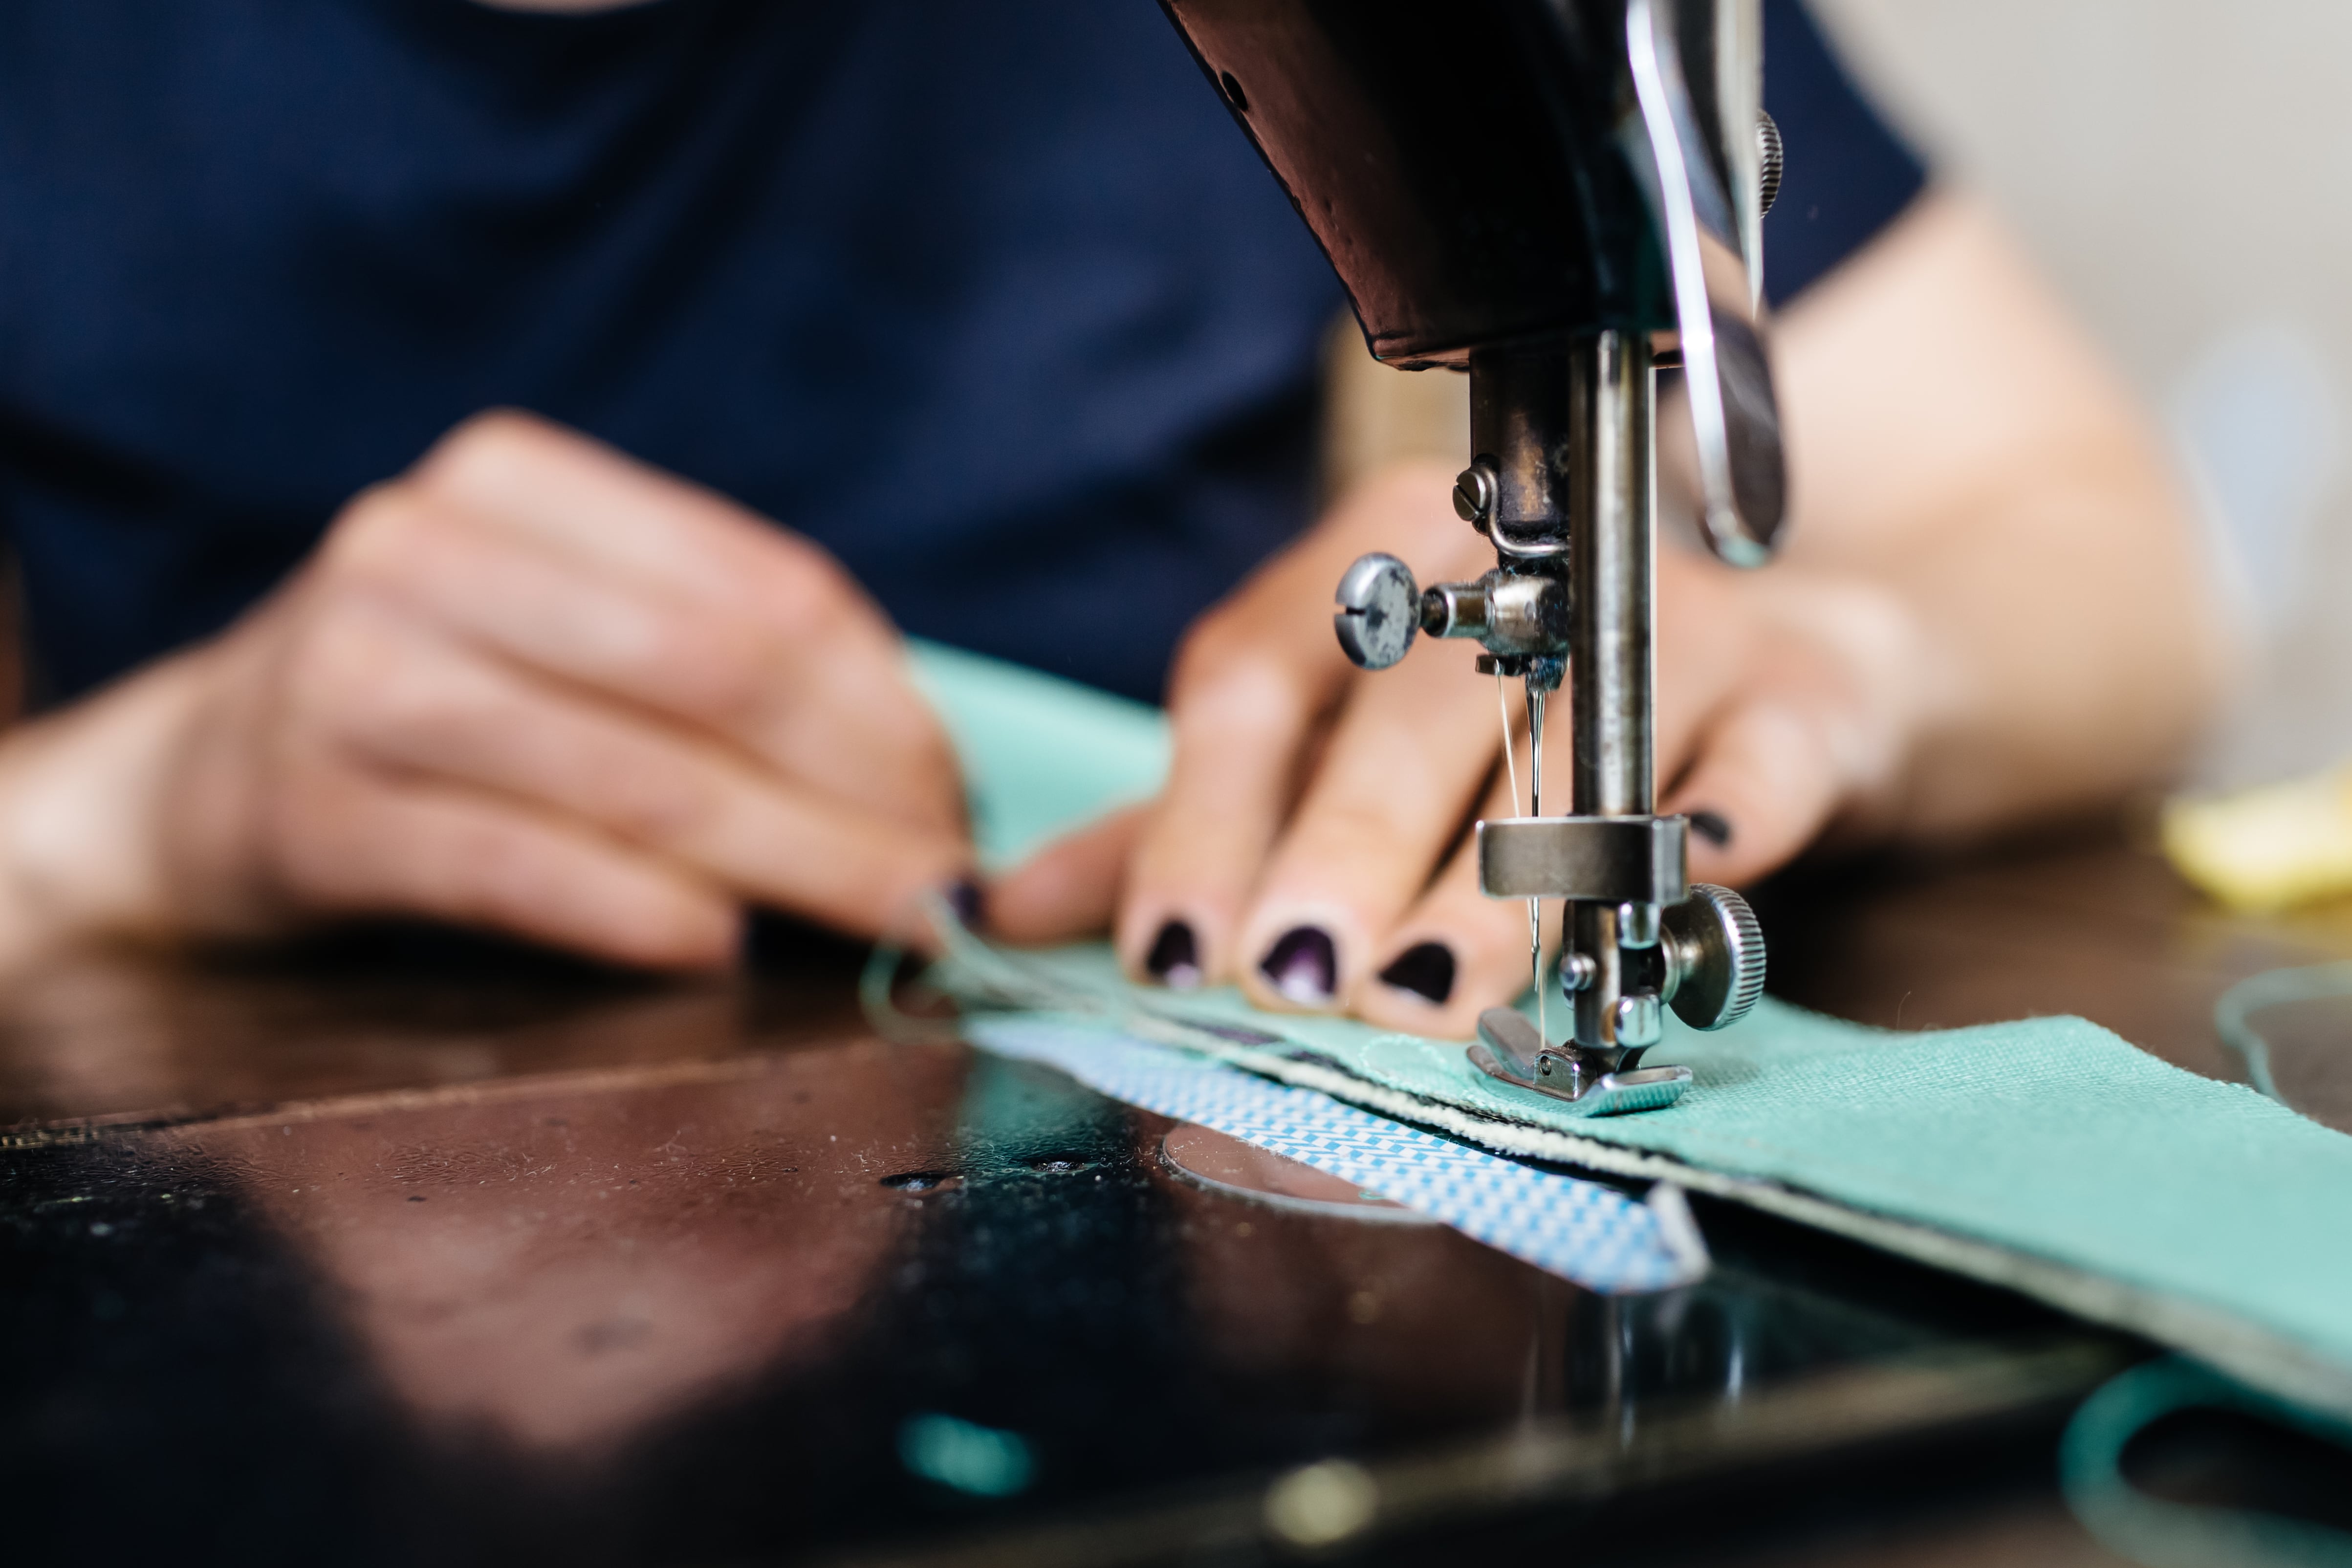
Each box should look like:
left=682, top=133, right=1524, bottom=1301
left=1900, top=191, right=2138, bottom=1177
left=992, top=457, right=1926, bottom=1038
left=993, top=194, right=2227, bottom=1035
left=0, top=410, right=970, bottom=971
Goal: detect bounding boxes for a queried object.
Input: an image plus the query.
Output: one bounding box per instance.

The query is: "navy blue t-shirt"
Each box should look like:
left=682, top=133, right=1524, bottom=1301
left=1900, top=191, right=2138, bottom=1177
left=0, top=0, right=1920, bottom=706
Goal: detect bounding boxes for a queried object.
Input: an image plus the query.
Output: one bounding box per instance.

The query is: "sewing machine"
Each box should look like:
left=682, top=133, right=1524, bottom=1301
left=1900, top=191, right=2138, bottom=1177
left=1160, top=0, right=1783, bottom=1111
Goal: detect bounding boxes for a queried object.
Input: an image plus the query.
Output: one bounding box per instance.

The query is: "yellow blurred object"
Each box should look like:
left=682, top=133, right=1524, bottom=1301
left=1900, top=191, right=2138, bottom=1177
left=2162, top=766, right=2352, bottom=912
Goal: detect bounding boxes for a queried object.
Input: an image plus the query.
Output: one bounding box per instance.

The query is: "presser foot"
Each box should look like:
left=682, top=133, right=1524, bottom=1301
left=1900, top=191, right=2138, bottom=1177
left=1469, top=1008, right=1691, bottom=1118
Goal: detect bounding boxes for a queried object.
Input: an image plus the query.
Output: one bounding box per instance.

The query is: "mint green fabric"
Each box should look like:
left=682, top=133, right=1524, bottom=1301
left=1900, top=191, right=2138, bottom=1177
left=907, top=639, right=1169, bottom=869
left=2062, top=1359, right=2352, bottom=1568
left=909, top=642, right=2352, bottom=1416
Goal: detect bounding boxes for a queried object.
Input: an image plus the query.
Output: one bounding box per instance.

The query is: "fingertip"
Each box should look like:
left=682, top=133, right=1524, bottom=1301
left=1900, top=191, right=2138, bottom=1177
left=576, top=884, right=742, bottom=973
left=411, top=407, right=570, bottom=501
left=946, top=876, right=988, bottom=931
left=1666, top=703, right=1843, bottom=887
left=1377, top=940, right=1457, bottom=1005
left=1113, top=801, right=1253, bottom=991
left=1138, top=918, right=1204, bottom=990
left=1352, top=938, right=1477, bottom=1037
left=652, top=907, right=746, bottom=973
left=1116, top=896, right=1226, bottom=991
left=1677, top=808, right=1784, bottom=888
left=1235, top=919, right=1347, bottom=1013
left=1679, top=803, right=1763, bottom=886
left=1353, top=934, right=1526, bottom=1041
left=1347, top=782, right=1548, bottom=1039
left=986, top=805, right=1145, bottom=945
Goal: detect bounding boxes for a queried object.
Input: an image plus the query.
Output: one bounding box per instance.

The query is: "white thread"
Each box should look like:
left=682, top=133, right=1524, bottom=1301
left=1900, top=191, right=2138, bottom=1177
left=1496, top=671, right=1523, bottom=817
left=1524, top=684, right=1549, bottom=1043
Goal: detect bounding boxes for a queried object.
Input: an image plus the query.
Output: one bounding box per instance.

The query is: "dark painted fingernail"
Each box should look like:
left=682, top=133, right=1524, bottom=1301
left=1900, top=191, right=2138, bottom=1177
left=1259, top=926, right=1337, bottom=1005
left=1145, top=919, right=1203, bottom=990
left=1689, top=810, right=1733, bottom=849
left=946, top=878, right=987, bottom=930
left=1378, top=942, right=1456, bottom=1005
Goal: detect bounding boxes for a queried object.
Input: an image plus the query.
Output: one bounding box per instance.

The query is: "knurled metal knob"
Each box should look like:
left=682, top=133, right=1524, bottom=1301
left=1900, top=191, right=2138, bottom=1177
left=1332, top=552, right=1419, bottom=670
left=1661, top=882, right=1766, bottom=1030
left=1757, top=110, right=1785, bottom=216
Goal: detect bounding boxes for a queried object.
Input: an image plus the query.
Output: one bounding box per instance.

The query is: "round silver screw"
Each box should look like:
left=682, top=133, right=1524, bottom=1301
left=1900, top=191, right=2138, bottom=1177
left=1613, top=992, right=1664, bottom=1048
left=1332, top=553, right=1420, bottom=670
left=1452, top=463, right=1498, bottom=526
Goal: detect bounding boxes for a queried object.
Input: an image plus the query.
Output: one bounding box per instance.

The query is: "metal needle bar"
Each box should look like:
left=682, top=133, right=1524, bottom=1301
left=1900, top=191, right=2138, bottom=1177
left=1569, top=329, right=1655, bottom=1050
left=1526, top=681, right=1547, bottom=1043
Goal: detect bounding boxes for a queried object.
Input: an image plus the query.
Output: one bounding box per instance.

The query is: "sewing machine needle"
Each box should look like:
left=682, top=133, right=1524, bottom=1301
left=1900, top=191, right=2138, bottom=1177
left=1526, top=678, right=1547, bottom=1045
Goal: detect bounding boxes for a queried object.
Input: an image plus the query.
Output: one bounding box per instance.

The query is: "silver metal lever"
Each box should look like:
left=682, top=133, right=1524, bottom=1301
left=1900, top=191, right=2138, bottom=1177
left=1625, top=0, right=1786, bottom=567
left=1476, top=815, right=1688, bottom=904
left=1333, top=552, right=1571, bottom=671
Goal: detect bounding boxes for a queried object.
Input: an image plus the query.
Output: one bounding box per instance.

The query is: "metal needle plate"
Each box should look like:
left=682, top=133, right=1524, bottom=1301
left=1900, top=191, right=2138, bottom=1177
left=1159, top=1123, right=1439, bottom=1224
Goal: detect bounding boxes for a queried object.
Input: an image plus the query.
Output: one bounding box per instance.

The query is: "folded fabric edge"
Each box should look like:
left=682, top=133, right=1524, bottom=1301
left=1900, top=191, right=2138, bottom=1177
left=902, top=920, right=2352, bottom=1420
left=963, top=1016, right=1710, bottom=1295
left=1174, top=1027, right=2352, bottom=1422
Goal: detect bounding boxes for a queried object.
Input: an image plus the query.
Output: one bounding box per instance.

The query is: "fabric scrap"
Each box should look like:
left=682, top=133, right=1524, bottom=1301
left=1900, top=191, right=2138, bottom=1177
left=966, top=1016, right=1707, bottom=1295
left=909, top=640, right=2352, bottom=1420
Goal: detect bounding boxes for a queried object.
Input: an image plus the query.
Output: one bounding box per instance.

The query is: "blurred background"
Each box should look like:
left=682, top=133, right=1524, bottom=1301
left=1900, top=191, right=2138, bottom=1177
left=1816, top=0, right=2352, bottom=791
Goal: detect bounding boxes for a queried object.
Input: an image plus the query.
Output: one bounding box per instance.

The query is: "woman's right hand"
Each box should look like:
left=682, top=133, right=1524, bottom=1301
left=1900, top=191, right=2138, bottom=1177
left=990, top=457, right=1924, bottom=1040
left=0, top=410, right=973, bottom=972
left=990, top=195, right=2229, bottom=1036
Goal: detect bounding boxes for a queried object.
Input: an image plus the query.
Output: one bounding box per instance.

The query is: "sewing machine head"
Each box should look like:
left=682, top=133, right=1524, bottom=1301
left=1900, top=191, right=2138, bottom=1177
left=1159, top=0, right=1783, bottom=1110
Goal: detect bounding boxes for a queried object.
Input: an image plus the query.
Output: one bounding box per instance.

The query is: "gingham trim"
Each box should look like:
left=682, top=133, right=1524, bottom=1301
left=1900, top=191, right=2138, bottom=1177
left=967, top=1019, right=1705, bottom=1294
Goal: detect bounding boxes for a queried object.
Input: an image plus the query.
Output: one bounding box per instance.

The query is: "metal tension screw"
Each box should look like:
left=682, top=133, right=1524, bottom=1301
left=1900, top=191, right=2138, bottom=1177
left=1558, top=951, right=1596, bottom=995
left=1618, top=901, right=1661, bottom=950
left=1613, top=992, right=1663, bottom=1048
left=1452, top=463, right=1497, bottom=527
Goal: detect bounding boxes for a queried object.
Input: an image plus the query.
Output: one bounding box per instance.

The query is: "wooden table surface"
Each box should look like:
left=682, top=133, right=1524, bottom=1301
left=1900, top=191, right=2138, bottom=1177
left=2, top=817, right=2342, bottom=1567
left=11, top=815, right=2336, bottom=1132
left=1764, top=819, right=2352, bottom=1089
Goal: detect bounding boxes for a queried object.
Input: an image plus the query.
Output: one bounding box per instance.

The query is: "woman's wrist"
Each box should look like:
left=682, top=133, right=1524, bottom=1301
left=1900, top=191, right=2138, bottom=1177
left=0, top=652, right=218, bottom=974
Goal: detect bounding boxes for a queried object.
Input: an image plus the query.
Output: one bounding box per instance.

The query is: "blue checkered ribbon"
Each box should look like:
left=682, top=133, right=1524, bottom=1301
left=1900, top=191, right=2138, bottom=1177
left=965, top=1018, right=1706, bottom=1294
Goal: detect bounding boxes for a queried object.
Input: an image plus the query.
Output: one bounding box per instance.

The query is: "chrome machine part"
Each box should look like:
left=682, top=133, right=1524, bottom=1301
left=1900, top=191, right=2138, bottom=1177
left=1471, top=343, right=1575, bottom=562
left=1613, top=992, right=1664, bottom=1049
left=1453, top=461, right=1500, bottom=530
left=1335, top=556, right=1574, bottom=668
left=1164, top=0, right=1781, bottom=1119
left=1332, top=552, right=1419, bottom=670
left=1469, top=1006, right=1693, bottom=1116
left=1421, top=572, right=1570, bottom=656
left=1661, top=882, right=1767, bottom=1030
left=1568, top=330, right=1656, bottom=1054
left=1624, top=0, right=1786, bottom=567
left=1477, top=815, right=1686, bottom=905
left=1567, top=333, right=1653, bottom=828
left=1756, top=109, right=1784, bottom=216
